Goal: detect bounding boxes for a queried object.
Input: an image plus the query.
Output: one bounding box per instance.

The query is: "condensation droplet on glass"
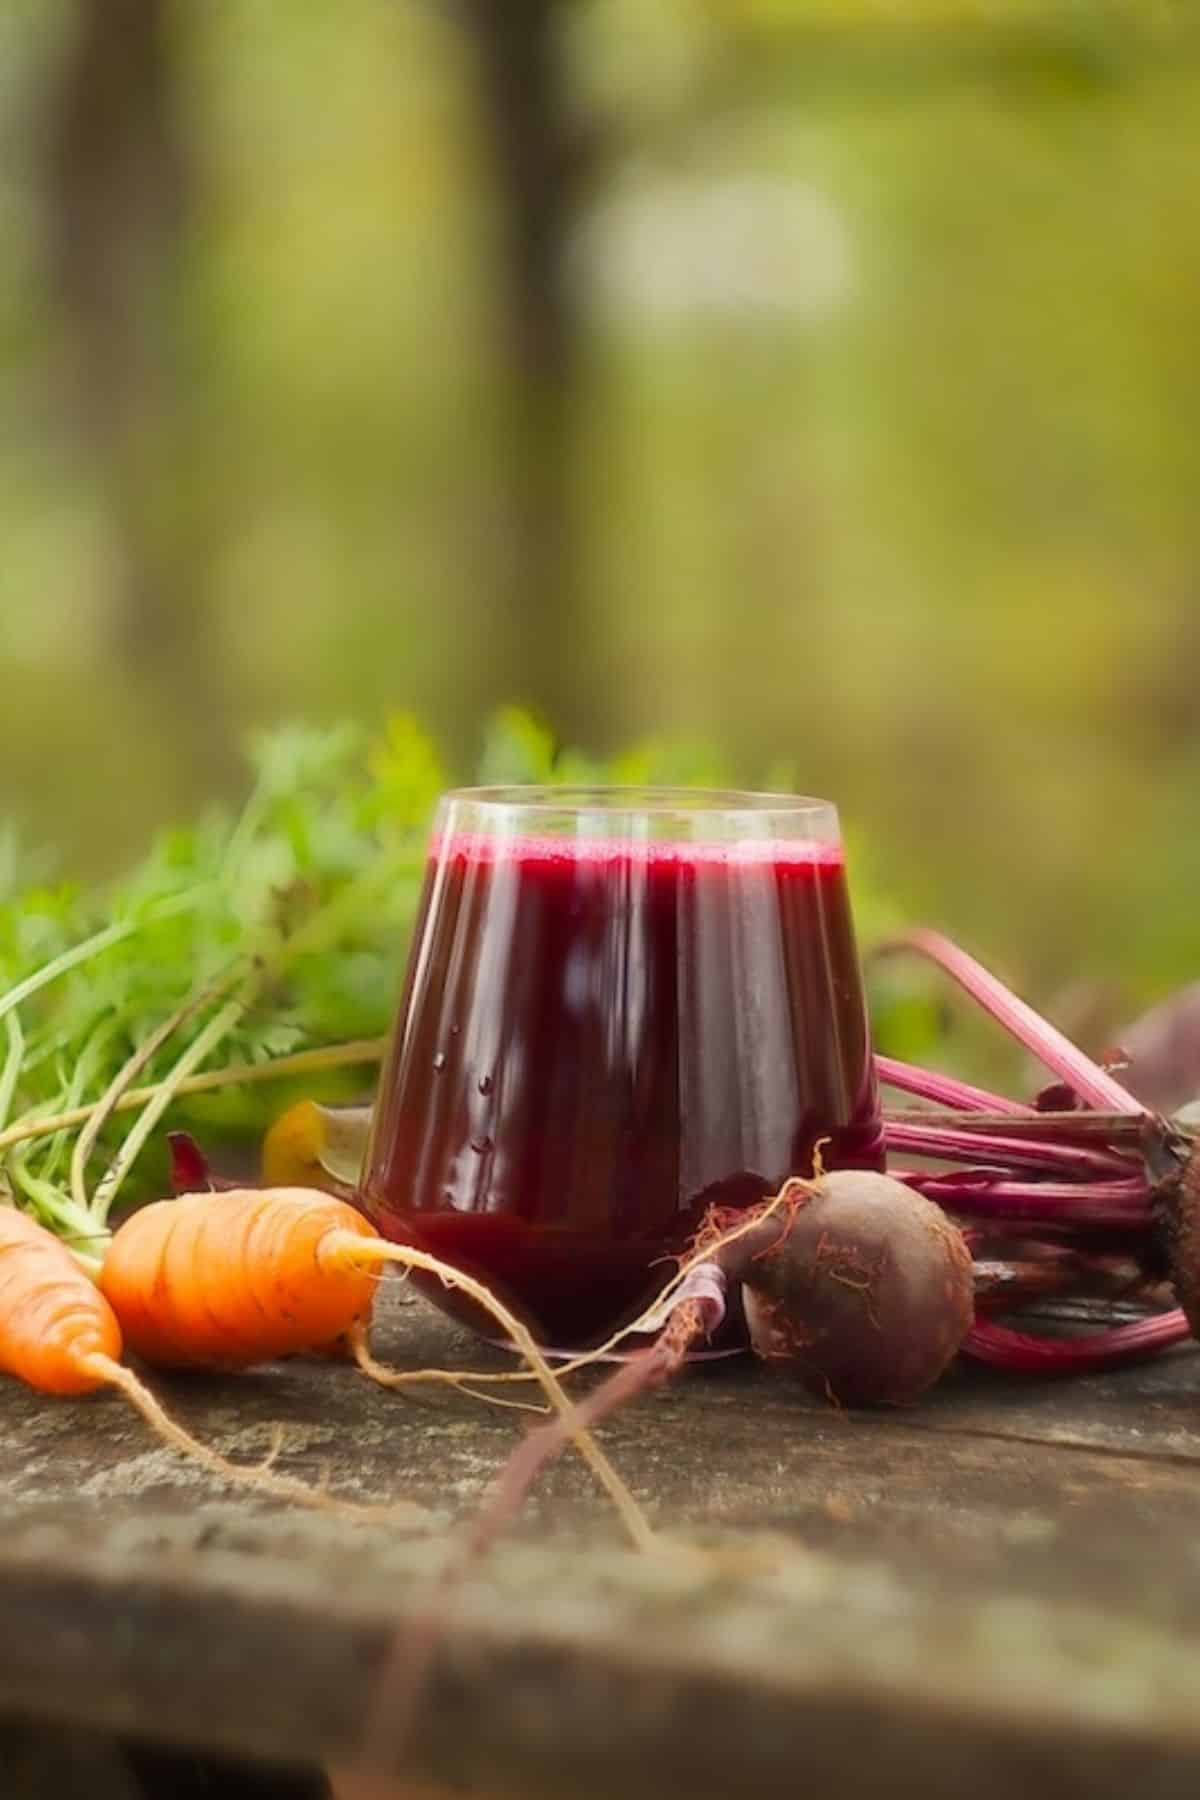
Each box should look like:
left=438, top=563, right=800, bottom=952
left=477, top=1073, right=494, bottom=1096
left=470, top=1135, right=493, bottom=1156
left=432, top=1052, right=447, bottom=1072
left=450, top=1022, right=461, bottom=1037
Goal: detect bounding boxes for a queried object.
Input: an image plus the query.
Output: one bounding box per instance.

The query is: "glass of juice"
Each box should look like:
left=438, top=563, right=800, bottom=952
left=360, top=788, right=883, bottom=1349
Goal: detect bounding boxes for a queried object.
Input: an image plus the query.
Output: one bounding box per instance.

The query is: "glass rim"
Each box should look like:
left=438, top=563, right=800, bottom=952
left=440, top=784, right=837, bottom=822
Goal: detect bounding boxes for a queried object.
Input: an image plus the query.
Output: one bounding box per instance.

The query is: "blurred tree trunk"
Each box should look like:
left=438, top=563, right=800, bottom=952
left=44, top=0, right=238, bottom=806
left=457, top=0, right=603, bottom=740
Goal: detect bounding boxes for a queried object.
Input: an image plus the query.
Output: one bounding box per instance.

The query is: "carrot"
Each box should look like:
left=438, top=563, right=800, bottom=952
left=0, top=1206, right=122, bottom=1396
left=99, top=1186, right=656, bottom=1550
left=0, top=1205, right=425, bottom=1523
left=100, top=1187, right=379, bottom=1368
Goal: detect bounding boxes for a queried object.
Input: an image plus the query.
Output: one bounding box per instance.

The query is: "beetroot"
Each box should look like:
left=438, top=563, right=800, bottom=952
left=447, top=1170, right=977, bottom=1566
left=731, top=1171, right=975, bottom=1405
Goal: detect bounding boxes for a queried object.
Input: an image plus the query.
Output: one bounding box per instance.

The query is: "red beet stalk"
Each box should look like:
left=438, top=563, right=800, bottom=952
left=884, top=1117, right=1137, bottom=1183
left=875, top=1054, right=1033, bottom=1116
left=873, top=929, right=1144, bottom=1112
left=964, top=1312, right=1191, bottom=1375
left=895, top=1170, right=1150, bottom=1231
left=872, top=931, right=1198, bottom=1373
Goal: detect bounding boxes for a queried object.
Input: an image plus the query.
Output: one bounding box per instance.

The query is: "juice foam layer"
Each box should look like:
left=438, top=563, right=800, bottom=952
left=430, top=831, right=844, bottom=870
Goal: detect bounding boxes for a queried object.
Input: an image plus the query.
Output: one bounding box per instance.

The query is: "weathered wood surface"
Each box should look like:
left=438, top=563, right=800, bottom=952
left=4, top=1282, right=1200, bottom=1796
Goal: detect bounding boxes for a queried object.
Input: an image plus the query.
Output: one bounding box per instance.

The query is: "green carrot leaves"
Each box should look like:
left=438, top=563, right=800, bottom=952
left=0, top=714, right=444, bottom=1221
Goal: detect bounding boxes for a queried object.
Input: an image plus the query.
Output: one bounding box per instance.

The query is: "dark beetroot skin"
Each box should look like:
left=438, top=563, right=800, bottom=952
left=734, top=1171, right=975, bottom=1405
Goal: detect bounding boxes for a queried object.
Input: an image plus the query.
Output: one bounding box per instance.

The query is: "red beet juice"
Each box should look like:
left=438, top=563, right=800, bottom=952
left=362, top=820, right=883, bottom=1347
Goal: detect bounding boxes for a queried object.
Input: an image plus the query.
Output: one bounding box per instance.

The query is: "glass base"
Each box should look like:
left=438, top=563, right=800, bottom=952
left=484, top=1337, right=747, bottom=1365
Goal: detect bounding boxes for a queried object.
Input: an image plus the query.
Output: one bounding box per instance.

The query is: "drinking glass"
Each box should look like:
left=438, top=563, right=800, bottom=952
left=360, top=787, right=883, bottom=1348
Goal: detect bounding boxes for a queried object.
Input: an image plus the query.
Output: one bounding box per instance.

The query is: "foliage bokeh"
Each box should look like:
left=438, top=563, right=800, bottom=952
left=2, top=1, right=1198, bottom=1071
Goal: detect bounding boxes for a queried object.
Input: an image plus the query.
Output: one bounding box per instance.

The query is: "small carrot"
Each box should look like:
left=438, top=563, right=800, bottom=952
left=99, top=1186, right=655, bottom=1549
left=0, top=1205, right=122, bottom=1396
left=100, top=1187, right=378, bottom=1369
left=0, top=1205, right=423, bottom=1522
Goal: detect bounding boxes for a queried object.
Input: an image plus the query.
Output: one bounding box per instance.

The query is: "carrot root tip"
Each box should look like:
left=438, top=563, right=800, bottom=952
left=99, top=1358, right=433, bottom=1529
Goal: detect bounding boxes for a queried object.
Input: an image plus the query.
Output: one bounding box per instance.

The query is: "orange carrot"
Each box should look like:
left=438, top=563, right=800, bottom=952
left=99, top=1186, right=655, bottom=1549
left=100, top=1187, right=378, bottom=1368
left=0, top=1205, right=424, bottom=1523
left=0, top=1206, right=122, bottom=1395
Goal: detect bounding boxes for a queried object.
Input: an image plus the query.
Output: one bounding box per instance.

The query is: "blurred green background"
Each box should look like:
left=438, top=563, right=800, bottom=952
left=2, top=0, right=1198, bottom=1045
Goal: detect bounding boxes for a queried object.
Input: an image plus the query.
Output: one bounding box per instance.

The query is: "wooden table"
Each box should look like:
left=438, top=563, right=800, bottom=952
left=5, top=1282, right=1200, bottom=1797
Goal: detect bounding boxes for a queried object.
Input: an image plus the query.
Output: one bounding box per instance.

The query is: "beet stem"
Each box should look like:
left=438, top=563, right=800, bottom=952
left=885, top=1118, right=1134, bottom=1182
left=962, top=1310, right=1191, bottom=1374
left=884, top=1107, right=1147, bottom=1149
left=972, top=1251, right=1153, bottom=1310
left=352, top=1303, right=701, bottom=1784
left=875, top=1055, right=1032, bottom=1116
left=873, top=930, right=1145, bottom=1113
left=469, top=1301, right=701, bottom=1555
left=896, top=1170, right=1151, bottom=1229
